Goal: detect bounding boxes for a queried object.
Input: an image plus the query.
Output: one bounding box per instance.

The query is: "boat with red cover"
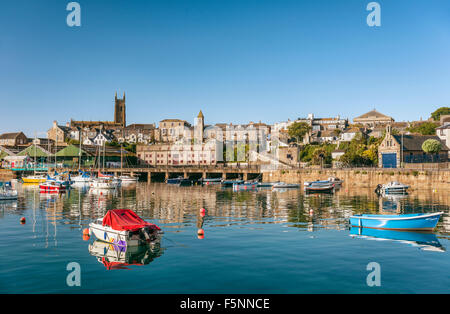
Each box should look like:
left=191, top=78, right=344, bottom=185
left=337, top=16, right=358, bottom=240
left=39, top=181, right=66, bottom=193
left=89, top=209, right=162, bottom=246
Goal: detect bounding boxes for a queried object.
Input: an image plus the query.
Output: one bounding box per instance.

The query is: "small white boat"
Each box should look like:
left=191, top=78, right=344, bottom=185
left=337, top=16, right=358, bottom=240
left=272, top=182, right=300, bottom=189
left=0, top=182, right=18, bottom=200
left=304, top=180, right=335, bottom=193
left=375, top=181, right=409, bottom=195
left=46, top=173, right=72, bottom=187
left=71, top=171, right=92, bottom=183
left=90, top=177, right=117, bottom=189
left=118, top=175, right=138, bottom=184
left=327, top=176, right=343, bottom=187
left=201, top=178, right=222, bottom=185
left=89, top=209, right=162, bottom=246
left=39, top=181, right=66, bottom=193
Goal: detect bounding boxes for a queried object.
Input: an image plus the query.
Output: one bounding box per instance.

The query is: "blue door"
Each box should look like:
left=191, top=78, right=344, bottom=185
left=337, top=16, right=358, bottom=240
left=382, top=153, right=397, bottom=168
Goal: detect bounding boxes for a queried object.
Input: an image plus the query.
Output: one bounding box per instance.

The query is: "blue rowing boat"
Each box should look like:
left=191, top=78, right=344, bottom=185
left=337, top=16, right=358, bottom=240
left=349, top=212, right=443, bottom=231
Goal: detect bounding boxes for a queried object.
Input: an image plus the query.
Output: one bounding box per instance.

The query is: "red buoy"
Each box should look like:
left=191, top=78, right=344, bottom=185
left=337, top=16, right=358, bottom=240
left=20, top=217, right=26, bottom=224
left=200, top=208, right=206, bottom=214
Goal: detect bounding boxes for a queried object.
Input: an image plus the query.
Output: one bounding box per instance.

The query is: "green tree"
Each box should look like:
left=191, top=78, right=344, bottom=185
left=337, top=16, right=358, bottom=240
left=431, top=107, right=450, bottom=121
left=422, top=139, right=442, bottom=163
left=422, top=139, right=442, bottom=154
left=287, top=122, right=311, bottom=144
left=407, top=122, right=439, bottom=135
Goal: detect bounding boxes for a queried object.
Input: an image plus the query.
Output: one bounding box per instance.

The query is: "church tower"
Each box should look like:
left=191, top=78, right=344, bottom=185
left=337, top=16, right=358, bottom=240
left=114, top=92, right=126, bottom=127
left=194, top=110, right=204, bottom=144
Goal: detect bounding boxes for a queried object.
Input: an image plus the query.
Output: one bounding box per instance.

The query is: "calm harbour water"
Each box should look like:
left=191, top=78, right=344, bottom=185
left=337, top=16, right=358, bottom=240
left=0, top=182, right=449, bottom=294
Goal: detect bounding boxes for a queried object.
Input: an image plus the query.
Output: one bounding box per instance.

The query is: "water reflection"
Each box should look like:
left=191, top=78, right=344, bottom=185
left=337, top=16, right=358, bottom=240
left=4, top=183, right=450, bottom=243
left=88, top=239, right=164, bottom=270
left=349, top=227, right=445, bottom=252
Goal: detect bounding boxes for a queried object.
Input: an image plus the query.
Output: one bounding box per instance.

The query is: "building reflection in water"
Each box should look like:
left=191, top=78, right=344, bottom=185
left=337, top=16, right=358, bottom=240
left=3, top=183, right=450, bottom=247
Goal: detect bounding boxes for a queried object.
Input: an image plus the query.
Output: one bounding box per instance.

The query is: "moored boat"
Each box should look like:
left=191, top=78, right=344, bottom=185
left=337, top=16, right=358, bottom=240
left=178, top=178, right=193, bottom=187
left=201, top=178, right=222, bottom=186
left=257, top=182, right=278, bottom=188
left=233, top=182, right=258, bottom=191
left=39, top=181, right=66, bottom=193
left=304, top=180, right=334, bottom=193
left=0, top=182, right=18, bottom=200
left=22, top=174, right=47, bottom=184
left=166, top=176, right=183, bottom=185
left=46, top=172, right=72, bottom=187
left=349, top=212, right=443, bottom=231
left=273, top=182, right=301, bottom=189
left=221, top=179, right=244, bottom=187
left=71, top=171, right=92, bottom=183
left=327, top=176, right=343, bottom=187
left=90, top=177, right=117, bottom=189
left=375, top=181, right=409, bottom=195
left=118, top=175, right=138, bottom=184
left=88, top=209, right=162, bottom=246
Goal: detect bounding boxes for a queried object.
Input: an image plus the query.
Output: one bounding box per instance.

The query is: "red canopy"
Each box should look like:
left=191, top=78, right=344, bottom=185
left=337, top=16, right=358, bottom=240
left=102, top=209, right=161, bottom=232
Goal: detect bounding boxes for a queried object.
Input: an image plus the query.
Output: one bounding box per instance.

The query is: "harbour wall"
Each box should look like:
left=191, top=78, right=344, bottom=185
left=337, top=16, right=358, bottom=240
left=263, top=168, right=450, bottom=191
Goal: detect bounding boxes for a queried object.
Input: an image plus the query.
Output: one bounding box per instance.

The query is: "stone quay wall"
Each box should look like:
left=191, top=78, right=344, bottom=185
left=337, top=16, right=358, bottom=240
left=263, top=168, right=450, bottom=191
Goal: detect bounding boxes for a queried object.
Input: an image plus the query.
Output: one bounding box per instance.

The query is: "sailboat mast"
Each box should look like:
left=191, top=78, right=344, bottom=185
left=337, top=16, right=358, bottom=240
left=34, top=132, right=37, bottom=174
left=78, top=130, right=82, bottom=170
left=120, top=143, right=123, bottom=170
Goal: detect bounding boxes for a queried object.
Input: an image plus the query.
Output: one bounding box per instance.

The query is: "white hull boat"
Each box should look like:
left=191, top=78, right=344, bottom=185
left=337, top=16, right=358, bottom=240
left=118, top=175, right=138, bottom=184
left=327, top=176, right=343, bottom=187
left=71, top=175, right=92, bottom=183
left=0, top=182, right=18, bottom=200
left=90, top=178, right=117, bottom=189
left=304, top=180, right=335, bottom=193
left=272, top=182, right=300, bottom=189
left=89, top=209, right=162, bottom=247
left=375, top=181, right=409, bottom=195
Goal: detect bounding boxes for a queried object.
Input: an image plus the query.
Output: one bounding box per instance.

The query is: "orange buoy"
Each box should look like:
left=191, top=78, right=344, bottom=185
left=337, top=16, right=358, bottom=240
left=83, top=228, right=90, bottom=235
left=82, top=234, right=90, bottom=241
left=20, top=217, right=26, bottom=224
left=197, top=228, right=204, bottom=235
left=197, top=234, right=205, bottom=240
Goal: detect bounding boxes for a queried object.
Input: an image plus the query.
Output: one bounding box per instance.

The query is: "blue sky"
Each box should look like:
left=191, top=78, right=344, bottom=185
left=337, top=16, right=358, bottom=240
left=1, top=0, right=450, bottom=137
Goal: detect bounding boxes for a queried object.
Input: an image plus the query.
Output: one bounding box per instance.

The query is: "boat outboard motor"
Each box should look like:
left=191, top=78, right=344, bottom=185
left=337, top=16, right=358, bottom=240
left=140, top=227, right=151, bottom=242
